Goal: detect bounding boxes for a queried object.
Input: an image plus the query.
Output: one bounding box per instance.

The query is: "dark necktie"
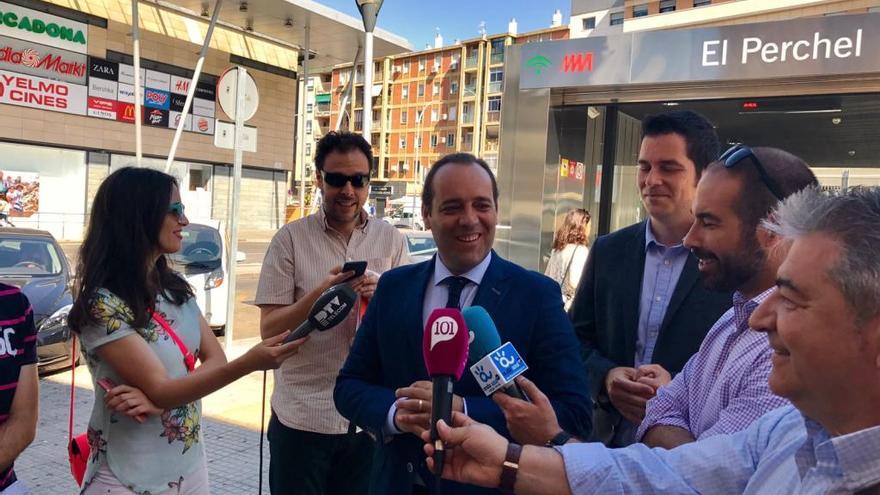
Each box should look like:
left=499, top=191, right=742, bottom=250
left=443, top=276, right=470, bottom=309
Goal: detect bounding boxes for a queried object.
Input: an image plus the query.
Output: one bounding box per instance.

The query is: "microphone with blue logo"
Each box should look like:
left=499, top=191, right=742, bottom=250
left=462, top=306, right=530, bottom=402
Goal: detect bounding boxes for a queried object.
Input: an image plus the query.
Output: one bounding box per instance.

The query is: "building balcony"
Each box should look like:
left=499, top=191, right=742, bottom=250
left=465, top=55, right=479, bottom=70
left=490, top=53, right=504, bottom=65
left=463, top=85, right=477, bottom=98
left=487, top=82, right=503, bottom=94
left=484, top=140, right=500, bottom=152
left=486, top=110, right=501, bottom=122
left=461, top=113, right=475, bottom=125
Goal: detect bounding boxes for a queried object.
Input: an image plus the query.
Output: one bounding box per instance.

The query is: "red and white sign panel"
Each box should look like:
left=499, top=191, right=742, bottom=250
left=87, top=96, right=116, bottom=119
left=0, top=35, right=87, bottom=84
left=0, top=69, right=86, bottom=115
left=192, top=115, right=214, bottom=135
left=116, top=101, right=136, bottom=123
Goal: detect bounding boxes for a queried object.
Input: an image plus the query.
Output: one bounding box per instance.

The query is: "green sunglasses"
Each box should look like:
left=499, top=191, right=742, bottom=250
left=168, top=201, right=186, bottom=220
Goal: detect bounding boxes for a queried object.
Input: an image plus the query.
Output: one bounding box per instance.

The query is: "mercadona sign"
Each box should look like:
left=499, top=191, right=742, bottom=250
left=0, top=2, right=87, bottom=55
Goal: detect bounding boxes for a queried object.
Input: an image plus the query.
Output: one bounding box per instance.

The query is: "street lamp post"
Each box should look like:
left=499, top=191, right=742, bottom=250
left=355, top=0, right=383, bottom=145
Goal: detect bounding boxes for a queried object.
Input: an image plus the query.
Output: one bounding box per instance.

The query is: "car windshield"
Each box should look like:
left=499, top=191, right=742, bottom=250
left=169, top=224, right=222, bottom=267
left=0, top=237, right=64, bottom=276
left=407, top=235, right=436, bottom=254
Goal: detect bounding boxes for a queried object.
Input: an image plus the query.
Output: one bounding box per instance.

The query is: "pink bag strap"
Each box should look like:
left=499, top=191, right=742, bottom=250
left=68, top=335, right=78, bottom=445
left=151, top=311, right=196, bottom=373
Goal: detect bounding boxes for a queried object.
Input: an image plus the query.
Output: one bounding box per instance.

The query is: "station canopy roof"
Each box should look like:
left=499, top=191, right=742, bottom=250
left=157, top=0, right=412, bottom=71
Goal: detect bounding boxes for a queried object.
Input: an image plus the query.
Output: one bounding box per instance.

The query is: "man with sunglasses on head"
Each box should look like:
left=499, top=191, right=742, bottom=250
left=635, top=145, right=817, bottom=449
left=569, top=110, right=733, bottom=447
left=256, top=131, right=410, bottom=495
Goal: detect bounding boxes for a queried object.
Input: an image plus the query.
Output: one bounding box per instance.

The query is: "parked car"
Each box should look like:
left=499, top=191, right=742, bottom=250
left=402, top=229, right=437, bottom=263
left=383, top=204, right=425, bottom=231
left=169, top=220, right=244, bottom=336
left=0, top=228, right=74, bottom=374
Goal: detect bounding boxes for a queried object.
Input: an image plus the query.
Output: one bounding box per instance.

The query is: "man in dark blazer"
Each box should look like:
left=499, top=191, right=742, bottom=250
left=335, top=153, right=592, bottom=495
left=569, top=111, right=732, bottom=446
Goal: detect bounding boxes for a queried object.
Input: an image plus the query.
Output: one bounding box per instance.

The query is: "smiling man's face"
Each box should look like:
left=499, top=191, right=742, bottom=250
left=423, top=162, right=497, bottom=275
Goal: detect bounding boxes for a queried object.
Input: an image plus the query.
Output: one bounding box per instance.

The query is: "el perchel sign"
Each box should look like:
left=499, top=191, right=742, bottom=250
left=520, top=13, right=880, bottom=89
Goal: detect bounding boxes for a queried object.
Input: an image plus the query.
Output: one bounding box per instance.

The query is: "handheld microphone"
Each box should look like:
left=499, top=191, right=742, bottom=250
left=463, top=306, right=530, bottom=402
left=422, top=308, right=469, bottom=480
left=283, top=283, right=357, bottom=343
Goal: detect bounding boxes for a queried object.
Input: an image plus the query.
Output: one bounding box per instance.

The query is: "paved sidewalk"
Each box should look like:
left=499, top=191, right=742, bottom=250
left=17, top=338, right=278, bottom=494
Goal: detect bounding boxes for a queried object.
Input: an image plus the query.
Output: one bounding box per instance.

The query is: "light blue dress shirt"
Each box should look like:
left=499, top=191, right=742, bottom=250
left=635, top=221, right=690, bottom=367
left=558, top=405, right=880, bottom=494
left=384, top=252, right=492, bottom=435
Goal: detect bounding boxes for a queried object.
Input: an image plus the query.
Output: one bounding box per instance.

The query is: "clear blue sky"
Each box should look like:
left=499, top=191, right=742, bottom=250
left=315, top=0, right=569, bottom=49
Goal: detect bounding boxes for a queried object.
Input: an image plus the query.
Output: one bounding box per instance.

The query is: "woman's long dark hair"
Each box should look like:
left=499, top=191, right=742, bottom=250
left=69, top=167, right=194, bottom=332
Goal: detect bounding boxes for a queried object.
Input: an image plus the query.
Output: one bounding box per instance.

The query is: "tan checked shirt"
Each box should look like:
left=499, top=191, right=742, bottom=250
left=255, top=208, right=410, bottom=434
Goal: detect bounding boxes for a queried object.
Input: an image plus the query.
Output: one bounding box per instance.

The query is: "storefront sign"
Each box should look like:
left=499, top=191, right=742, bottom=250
left=0, top=69, right=85, bottom=114
left=143, top=107, right=168, bottom=127
left=89, top=58, right=118, bottom=81
left=0, top=2, right=87, bottom=54
left=88, top=76, right=116, bottom=99
left=0, top=35, right=86, bottom=84
left=116, top=101, right=135, bottom=123
left=144, top=87, right=170, bottom=110
left=145, top=69, right=169, bottom=91
left=87, top=95, right=116, bottom=119
left=86, top=56, right=216, bottom=134
left=520, top=13, right=880, bottom=89
left=169, top=110, right=192, bottom=131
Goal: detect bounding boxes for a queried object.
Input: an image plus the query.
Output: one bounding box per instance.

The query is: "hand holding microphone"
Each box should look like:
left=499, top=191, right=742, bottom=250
left=419, top=308, right=470, bottom=481
left=283, top=283, right=358, bottom=343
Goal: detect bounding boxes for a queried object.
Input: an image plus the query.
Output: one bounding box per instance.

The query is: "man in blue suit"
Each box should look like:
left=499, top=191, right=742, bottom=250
left=335, top=153, right=592, bottom=495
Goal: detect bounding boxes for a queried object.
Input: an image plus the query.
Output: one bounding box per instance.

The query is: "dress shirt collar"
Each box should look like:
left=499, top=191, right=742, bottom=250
left=733, top=287, right=775, bottom=333
left=433, top=251, right=492, bottom=287
left=318, top=203, right=370, bottom=234
left=645, top=220, right=686, bottom=251
left=796, top=415, right=880, bottom=492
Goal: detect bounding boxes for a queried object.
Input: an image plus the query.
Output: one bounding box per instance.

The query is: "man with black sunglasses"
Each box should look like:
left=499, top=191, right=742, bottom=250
left=255, top=131, right=410, bottom=495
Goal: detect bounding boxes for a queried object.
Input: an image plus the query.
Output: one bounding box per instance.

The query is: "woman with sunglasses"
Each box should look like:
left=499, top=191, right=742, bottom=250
left=68, top=167, right=306, bottom=494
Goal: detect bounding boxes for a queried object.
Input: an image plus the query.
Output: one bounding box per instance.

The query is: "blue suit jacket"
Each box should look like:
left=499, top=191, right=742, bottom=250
left=335, top=252, right=593, bottom=495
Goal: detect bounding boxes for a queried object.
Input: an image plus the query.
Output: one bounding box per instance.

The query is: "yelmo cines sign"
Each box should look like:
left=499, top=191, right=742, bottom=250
left=0, top=2, right=87, bottom=55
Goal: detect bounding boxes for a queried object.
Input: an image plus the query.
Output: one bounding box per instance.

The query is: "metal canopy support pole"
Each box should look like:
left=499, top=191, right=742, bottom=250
left=224, top=67, right=247, bottom=349
left=333, top=45, right=362, bottom=131
left=132, top=0, right=142, bottom=165
left=362, top=30, right=373, bottom=142
left=298, top=21, right=310, bottom=219
left=165, top=0, right=223, bottom=172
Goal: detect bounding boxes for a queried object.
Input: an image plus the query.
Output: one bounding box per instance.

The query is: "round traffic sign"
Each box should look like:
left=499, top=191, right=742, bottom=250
left=217, top=67, right=259, bottom=122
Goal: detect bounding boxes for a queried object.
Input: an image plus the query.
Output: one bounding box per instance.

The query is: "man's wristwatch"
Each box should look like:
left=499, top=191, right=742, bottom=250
left=499, top=442, right=522, bottom=493
left=545, top=430, right=573, bottom=447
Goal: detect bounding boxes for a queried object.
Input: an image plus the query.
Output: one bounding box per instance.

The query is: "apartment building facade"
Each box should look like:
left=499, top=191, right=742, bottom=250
left=327, top=18, right=569, bottom=198
left=570, top=0, right=880, bottom=38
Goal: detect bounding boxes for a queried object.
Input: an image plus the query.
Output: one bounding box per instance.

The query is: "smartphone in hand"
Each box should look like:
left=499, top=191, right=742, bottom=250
left=341, top=261, right=367, bottom=282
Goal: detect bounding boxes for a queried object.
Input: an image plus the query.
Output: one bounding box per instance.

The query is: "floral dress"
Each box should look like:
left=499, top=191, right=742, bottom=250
left=78, top=289, right=205, bottom=494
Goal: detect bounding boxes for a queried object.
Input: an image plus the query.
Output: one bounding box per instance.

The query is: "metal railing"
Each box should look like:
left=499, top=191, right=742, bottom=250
left=486, top=110, right=501, bottom=122
left=487, top=81, right=503, bottom=94
left=465, top=55, right=479, bottom=69
left=461, top=113, right=475, bottom=124
left=463, top=85, right=477, bottom=97
left=490, top=53, right=504, bottom=65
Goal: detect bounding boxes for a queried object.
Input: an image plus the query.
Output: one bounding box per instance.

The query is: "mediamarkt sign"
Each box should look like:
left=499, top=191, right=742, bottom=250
left=0, top=2, right=88, bottom=54
left=0, top=69, right=86, bottom=115
left=0, top=35, right=86, bottom=84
